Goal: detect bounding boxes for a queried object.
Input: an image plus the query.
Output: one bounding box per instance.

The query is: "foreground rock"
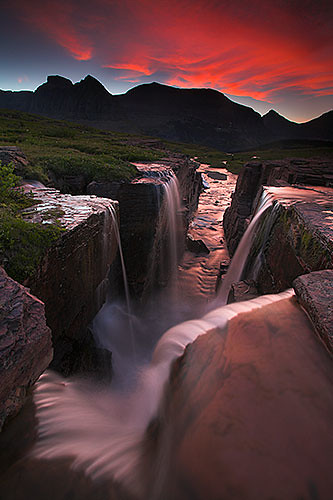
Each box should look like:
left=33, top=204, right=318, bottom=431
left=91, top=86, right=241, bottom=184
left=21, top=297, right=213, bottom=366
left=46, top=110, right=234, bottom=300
left=0, top=268, right=52, bottom=430
left=293, top=270, right=333, bottom=353
left=22, top=185, right=119, bottom=374
left=149, top=296, right=333, bottom=499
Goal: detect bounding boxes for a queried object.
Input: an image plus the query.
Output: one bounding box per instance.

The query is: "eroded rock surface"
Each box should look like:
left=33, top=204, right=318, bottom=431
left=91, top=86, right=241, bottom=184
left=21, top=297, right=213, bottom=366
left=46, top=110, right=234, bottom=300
left=0, top=268, right=52, bottom=430
left=293, top=270, right=333, bottom=353
left=150, top=297, right=333, bottom=500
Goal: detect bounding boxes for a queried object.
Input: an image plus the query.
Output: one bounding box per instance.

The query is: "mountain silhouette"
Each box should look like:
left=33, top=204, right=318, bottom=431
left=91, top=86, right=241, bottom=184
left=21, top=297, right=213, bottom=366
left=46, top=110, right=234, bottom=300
left=1, top=75, right=332, bottom=151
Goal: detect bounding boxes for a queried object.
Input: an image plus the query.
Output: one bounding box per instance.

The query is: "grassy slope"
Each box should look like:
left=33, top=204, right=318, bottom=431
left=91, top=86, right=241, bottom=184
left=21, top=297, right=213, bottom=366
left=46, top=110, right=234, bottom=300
left=1, top=109, right=332, bottom=179
left=1, top=109, right=332, bottom=283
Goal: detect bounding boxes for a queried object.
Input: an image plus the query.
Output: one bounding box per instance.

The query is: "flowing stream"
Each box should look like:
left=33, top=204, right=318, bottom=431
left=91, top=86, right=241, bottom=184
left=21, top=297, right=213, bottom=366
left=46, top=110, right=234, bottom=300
left=1, top=169, right=332, bottom=500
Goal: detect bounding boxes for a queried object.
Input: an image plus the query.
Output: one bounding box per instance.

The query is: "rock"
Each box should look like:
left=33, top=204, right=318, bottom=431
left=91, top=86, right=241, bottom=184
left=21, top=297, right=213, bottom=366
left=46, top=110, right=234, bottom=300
left=149, top=296, right=333, bottom=499
left=227, top=279, right=259, bottom=303
left=243, top=191, right=333, bottom=294
left=88, top=157, right=202, bottom=298
left=293, top=270, right=333, bottom=353
left=223, top=158, right=333, bottom=255
left=223, top=162, right=263, bottom=255
left=0, top=146, right=29, bottom=175
left=206, top=171, right=228, bottom=180
left=22, top=185, right=119, bottom=375
left=0, top=267, right=52, bottom=430
left=186, top=235, right=210, bottom=254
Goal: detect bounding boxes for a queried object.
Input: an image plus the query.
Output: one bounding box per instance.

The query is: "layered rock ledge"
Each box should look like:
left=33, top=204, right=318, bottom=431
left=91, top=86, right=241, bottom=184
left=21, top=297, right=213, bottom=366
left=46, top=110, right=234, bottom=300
left=22, top=185, right=119, bottom=374
left=242, top=185, right=333, bottom=293
left=0, top=268, right=52, bottom=430
left=224, top=158, right=333, bottom=255
left=88, top=156, right=202, bottom=297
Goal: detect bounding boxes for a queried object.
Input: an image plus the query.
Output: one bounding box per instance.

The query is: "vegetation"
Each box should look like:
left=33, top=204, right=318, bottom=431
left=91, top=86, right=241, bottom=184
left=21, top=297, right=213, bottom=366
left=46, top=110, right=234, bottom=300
left=1, top=109, right=332, bottom=181
left=0, top=109, right=332, bottom=282
left=0, top=110, right=161, bottom=184
left=165, top=138, right=333, bottom=174
left=0, top=162, right=63, bottom=283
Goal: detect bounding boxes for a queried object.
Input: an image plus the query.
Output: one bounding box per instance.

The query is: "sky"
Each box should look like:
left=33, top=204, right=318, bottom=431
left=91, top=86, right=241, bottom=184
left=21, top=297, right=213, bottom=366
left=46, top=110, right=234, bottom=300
left=1, top=0, right=332, bottom=123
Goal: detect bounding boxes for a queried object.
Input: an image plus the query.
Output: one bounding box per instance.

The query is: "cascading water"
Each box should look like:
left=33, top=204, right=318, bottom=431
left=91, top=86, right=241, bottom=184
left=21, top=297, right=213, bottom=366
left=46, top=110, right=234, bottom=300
left=23, top=175, right=333, bottom=500
left=143, top=172, right=183, bottom=298
left=214, top=190, right=275, bottom=305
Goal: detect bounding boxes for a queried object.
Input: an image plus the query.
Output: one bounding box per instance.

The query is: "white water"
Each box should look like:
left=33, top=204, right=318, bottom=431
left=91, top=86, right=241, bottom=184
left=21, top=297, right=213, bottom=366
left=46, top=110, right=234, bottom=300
left=33, top=290, right=294, bottom=498
left=31, top=179, right=333, bottom=499
left=143, top=173, right=183, bottom=298
left=214, top=190, right=274, bottom=305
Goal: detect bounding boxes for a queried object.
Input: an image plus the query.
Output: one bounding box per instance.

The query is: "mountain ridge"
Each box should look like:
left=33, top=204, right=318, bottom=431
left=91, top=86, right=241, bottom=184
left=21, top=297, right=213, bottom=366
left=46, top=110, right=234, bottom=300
left=0, top=75, right=332, bottom=152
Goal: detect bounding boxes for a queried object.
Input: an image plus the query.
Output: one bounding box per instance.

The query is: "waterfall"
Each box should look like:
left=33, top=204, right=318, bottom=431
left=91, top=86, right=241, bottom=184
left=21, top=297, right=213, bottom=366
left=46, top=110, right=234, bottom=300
left=215, top=190, right=275, bottom=305
left=30, top=178, right=332, bottom=499
left=107, top=205, right=131, bottom=313
left=143, top=173, right=183, bottom=297
left=93, top=205, right=136, bottom=375
left=33, top=290, right=294, bottom=499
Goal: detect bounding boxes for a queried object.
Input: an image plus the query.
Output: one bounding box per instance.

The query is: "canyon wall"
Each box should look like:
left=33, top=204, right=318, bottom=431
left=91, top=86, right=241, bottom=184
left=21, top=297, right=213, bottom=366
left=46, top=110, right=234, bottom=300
left=22, top=186, right=120, bottom=374
left=224, top=158, right=333, bottom=255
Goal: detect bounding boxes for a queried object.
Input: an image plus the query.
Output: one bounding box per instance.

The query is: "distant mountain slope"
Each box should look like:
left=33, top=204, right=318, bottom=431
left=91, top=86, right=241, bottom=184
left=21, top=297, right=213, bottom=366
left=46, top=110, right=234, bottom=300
left=0, top=75, right=332, bottom=151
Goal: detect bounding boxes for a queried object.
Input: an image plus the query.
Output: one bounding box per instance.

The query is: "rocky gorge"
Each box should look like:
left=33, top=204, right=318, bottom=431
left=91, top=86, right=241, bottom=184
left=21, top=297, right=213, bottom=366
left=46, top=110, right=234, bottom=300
left=0, top=146, right=332, bottom=499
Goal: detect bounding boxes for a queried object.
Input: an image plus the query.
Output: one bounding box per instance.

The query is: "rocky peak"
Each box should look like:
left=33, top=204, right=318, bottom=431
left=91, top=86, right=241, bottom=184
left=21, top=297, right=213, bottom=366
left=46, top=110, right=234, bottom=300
left=45, top=75, right=73, bottom=89
left=74, top=75, right=111, bottom=97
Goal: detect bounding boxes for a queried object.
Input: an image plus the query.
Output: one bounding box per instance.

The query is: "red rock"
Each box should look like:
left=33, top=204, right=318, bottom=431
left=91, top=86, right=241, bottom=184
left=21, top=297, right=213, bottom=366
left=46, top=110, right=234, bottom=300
left=0, top=267, right=52, bottom=430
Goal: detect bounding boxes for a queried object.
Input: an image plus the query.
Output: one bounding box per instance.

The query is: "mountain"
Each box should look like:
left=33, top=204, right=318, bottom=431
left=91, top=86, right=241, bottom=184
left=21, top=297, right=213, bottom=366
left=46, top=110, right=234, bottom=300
left=0, top=75, right=332, bottom=151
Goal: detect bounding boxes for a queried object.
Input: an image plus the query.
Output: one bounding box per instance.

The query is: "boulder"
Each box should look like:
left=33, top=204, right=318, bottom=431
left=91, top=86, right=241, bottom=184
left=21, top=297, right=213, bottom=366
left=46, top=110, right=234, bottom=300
left=186, top=235, right=210, bottom=254
left=0, top=146, right=29, bottom=175
left=227, top=279, right=258, bottom=303
left=293, top=270, right=333, bottom=353
left=0, top=267, right=52, bottom=430
left=206, top=171, right=228, bottom=180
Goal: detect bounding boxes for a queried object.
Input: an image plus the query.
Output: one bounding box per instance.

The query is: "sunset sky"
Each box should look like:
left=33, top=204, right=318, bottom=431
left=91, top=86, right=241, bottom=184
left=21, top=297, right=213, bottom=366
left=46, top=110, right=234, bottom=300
left=1, top=0, right=332, bottom=122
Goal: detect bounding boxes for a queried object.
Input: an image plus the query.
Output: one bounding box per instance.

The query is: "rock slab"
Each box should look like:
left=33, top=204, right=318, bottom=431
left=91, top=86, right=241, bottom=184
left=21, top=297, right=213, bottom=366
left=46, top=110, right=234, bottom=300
left=0, top=267, right=52, bottom=430
left=293, top=270, right=333, bottom=353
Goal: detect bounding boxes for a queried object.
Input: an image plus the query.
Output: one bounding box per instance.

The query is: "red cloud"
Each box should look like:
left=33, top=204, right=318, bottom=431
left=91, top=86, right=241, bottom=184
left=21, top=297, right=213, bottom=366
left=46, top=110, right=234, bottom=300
left=9, top=0, right=333, bottom=103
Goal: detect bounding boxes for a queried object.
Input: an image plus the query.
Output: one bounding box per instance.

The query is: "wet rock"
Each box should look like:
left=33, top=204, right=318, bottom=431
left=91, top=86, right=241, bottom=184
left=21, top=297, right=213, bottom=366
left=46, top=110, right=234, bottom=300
left=215, top=260, right=230, bottom=293
left=227, top=279, right=259, bottom=303
left=0, top=267, right=52, bottom=430
left=88, top=156, right=202, bottom=298
left=244, top=194, right=333, bottom=294
left=186, top=235, right=210, bottom=254
left=22, top=186, right=119, bottom=375
left=223, top=162, right=263, bottom=255
left=224, top=158, right=333, bottom=255
left=293, top=270, right=333, bottom=353
left=150, top=297, right=333, bottom=499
